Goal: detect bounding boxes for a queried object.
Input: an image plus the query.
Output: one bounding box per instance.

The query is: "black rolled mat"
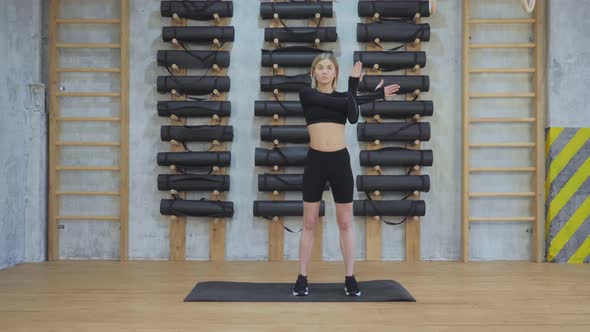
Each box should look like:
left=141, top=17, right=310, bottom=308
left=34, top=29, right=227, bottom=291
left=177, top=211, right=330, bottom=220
left=184, top=280, right=415, bottom=302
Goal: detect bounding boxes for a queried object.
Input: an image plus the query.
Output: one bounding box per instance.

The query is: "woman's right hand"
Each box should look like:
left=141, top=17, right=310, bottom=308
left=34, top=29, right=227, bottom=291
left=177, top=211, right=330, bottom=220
left=351, top=61, right=363, bottom=79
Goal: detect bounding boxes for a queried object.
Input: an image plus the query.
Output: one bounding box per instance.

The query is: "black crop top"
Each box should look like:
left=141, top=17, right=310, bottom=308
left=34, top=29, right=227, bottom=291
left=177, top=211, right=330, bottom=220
left=298, top=76, right=385, bottom=126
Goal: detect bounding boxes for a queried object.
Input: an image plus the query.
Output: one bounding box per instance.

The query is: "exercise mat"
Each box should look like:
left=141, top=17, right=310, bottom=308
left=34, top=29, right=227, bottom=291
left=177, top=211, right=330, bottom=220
left=184, top=279, right=415, bottom=302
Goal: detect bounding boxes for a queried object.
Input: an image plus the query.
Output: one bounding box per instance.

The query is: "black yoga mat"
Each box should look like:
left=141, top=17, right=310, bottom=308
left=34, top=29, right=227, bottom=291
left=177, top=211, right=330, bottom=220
left=184, top=279, right=415, bottom=302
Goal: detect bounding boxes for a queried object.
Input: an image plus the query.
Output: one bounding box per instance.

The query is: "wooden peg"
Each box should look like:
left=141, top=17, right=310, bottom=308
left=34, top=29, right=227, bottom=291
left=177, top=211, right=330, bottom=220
left=273, top=165, right=279, bottom=171
left=372, top=63, right=379, bottom=71
left=171, top=64, right=180, bottom=72
left=373, top=114, right=381, bottom=122
left=213, top=38, right=221, bottom=48
left=169, top=165, right=177, bottom=171
left=412, top=38, right=421, bottom=47
left=213, top=217, right=219, bottom=224
left=273, top=13, right=279, bottom=20
left=273, top=64, right=279, bottom=70
left=414, top=140, right=421, bottom=146
left=170, top=139, right=180, bottom=146
left=412, top=89, right=421, bottom=98
left=213, top=13, right=221, bottom=24
left=314, top=38, right=320, bottom=46
left=373, top=139, right=381, bottom=146
left=413, top=114, right=421, bottom=121
left=314, top=13, right=321, bottom=20
left=170, top=215, right=177, bottom=221
left=373, top=215, right=380, bottom=221
left=373, top=13, right=380, bottom=19
left=172, top=38, right=180, bottom=48
left=212, top=64, right=220, bottom=72
left=273, top=38, right=280, bottom=46
left=413, top=13, right=421, bottom=22
left=373, top=165, right=381, bottom=171
left=413, top=165, right=420, bottom=172
left=273, top=88, right=279, bottom=95
left=213, top=190, right=220, bottom=196
left=170, top=189, right=179, bottom=196
left=272, top=190, right=279, bottom=196
left=273, top=139, right=279, bottom=146
left=172, top=13, right=181, bottom=23
left=272, top=216, right=279, bottom=222
left=413, top=64, right=420, bottom=72
left=212, top=140, right=220, bottom=146
left=171, top=89, right=179, bottom=96
left=272, top=114, right=280, bottom=121
left=212, top=114, right=220, bottom=122
left=213, top=89, right=220, bottom=96
left=170, top=114, right=180, bottom=122
left=373, top=190, right=381, bottom=197
left=374, top=38, right=380, bottom=44
left=212, top=166, right=220, bottom=172
left=413, top=190, right=420, bottom=196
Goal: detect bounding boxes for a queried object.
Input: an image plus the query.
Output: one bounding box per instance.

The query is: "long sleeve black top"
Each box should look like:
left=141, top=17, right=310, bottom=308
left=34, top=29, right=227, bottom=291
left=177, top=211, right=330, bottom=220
left=299, top=76, right=385, bottom=125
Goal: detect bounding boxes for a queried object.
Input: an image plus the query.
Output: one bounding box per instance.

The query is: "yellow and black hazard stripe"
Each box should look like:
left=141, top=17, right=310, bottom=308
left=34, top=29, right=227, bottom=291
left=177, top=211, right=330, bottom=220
left=545, top=128, right=590, bottom=263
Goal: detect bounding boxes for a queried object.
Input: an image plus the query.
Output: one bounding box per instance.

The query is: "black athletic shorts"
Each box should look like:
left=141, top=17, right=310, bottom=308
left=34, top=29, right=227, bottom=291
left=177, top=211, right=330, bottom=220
left=302, top=147, right=354, bottom=204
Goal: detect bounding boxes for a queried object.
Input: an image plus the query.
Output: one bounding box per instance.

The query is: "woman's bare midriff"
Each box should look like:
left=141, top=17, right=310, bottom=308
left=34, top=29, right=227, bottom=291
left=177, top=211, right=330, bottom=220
left=307, top=122, right=347, bottom=152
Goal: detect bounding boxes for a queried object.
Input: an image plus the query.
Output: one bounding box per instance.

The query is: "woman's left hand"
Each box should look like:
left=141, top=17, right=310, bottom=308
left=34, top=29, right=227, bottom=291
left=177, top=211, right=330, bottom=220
left=375, top=79, right=400, bottom=96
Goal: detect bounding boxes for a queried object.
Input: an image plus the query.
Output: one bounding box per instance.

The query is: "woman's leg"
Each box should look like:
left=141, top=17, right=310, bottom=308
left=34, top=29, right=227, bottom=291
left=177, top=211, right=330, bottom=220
left=299, top=201, right=321, bottom=276
left=335, top=202, right=355, bottom=276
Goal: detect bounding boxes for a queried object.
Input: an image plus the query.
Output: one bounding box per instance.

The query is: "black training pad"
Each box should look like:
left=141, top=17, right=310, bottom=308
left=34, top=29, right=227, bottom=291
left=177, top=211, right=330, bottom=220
left=184, top=279, right=415, bottom=302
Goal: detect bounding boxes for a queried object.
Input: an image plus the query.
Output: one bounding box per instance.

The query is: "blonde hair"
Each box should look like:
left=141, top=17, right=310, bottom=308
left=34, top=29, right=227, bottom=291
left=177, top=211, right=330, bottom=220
left=309, top=53, right=339, bottom=90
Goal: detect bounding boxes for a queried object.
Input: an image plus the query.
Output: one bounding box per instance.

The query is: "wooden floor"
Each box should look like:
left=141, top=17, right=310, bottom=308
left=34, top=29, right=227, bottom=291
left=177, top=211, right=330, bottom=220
left=0, top=261, right=589, bottom=332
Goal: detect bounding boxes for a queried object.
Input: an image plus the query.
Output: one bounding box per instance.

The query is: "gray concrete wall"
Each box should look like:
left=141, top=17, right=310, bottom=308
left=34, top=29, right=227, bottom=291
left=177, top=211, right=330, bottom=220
left=5, top=0, right=586, bottom=269
left=547, top=0, right=590, bottom=128
left=0, top=0, right=46, bottom=270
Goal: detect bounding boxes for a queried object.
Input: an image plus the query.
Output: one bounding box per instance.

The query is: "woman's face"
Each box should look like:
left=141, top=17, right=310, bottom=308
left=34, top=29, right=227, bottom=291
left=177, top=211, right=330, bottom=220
left=313, top=59, right=336, bottom=86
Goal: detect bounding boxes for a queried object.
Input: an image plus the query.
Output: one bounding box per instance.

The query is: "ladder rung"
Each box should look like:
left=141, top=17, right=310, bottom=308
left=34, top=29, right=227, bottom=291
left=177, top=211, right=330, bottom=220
left=57, top=67, right=120, bottom=73
left=470, top=93, right=535, bottom=98
left=56, top=92, right=121, bottom=97
left=470, top=117, right=536, bottom=123
left=56, top=191, right=120, bottom=196
left=469, top=18, right=536, bottom=24
left=469, top=192, right=536, bottom=197
left=470, top=68, right=535, bottom=73
left=56, top=18, right=121, bottom=24
left=56, top=215, right=120, bottom=221
left=56, top=166, right=120, bottom=171
left=469, top=216, right=535, bottom=222
left=470, top=43, right=536, bottom=49
left=470, top=143, right=536, bottom=148
left=58, top=117, right=120, bottom=122
left=470, top=167, right=536, bottom=172
left=56, top=43, right=120, bottom=49
left=56, top=141, right=120, bottom=147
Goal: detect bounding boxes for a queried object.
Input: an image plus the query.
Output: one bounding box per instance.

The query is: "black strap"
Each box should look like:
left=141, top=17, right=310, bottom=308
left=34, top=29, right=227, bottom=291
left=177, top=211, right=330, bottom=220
left=262, top=216, right=303, bottom=233
left=364, top=192, right=407, bottom=226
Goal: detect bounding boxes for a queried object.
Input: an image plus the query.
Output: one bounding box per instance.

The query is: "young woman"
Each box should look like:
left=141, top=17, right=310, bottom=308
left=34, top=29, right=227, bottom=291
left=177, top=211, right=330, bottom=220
left=293, top=54, right=400, bottom=296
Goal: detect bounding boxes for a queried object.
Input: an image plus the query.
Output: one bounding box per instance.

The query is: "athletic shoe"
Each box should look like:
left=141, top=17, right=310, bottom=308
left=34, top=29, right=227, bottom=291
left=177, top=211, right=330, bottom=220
left=344, top=275, right=361, bottom=296
left=293, top=274, right=309, bottom=296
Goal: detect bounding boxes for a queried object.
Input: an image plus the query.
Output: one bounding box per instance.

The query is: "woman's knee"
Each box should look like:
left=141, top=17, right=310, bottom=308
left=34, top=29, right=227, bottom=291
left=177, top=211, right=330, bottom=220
left=303, top=215, right=319, bottom=231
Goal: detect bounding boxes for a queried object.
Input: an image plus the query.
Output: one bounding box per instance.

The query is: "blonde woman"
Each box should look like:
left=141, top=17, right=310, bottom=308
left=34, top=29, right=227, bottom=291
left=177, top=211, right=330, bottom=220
left=293, top=54, right=400, bottom=296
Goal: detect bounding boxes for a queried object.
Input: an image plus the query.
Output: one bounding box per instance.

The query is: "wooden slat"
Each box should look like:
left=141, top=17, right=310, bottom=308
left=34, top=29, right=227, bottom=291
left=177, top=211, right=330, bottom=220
left=56, top=92, right=120, bottom=97
left=57, top=67, right=120, bottom=73
left=57, top=215, right=120, bottom=221
left=470, top=142, right=535, bottom=148
left=57, top=117, right=120, bottom=122
left=56, top=43, right=120, bottom=48
left=461, top=0, right=471, bottom=263
left=56, top=166, right=120, bottom=171
left=119, top=0, right=130, bottom=261
left=470, top=167, right=536, bottom=172
left=56, top=18, right=121, bottom=24
left=469, top=217, right=535, bottom=222
left=470, top=93, right=535, bottom=98
left=56, top=191, right=120, bottom=196
left=469, top=18, right=536, bottom=24
left=470, top=43, right=535, bottom=49
left=56, top=141, right=120, bottom=147
left=470, top=117, right=536, bottom=123
left=470, top=68, right=535, bottom=73
left=48, top=0, right=61, bottom=261
left=469, top=192, right=536, bottom=198
left=533, top=0, right=547, bottom=263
